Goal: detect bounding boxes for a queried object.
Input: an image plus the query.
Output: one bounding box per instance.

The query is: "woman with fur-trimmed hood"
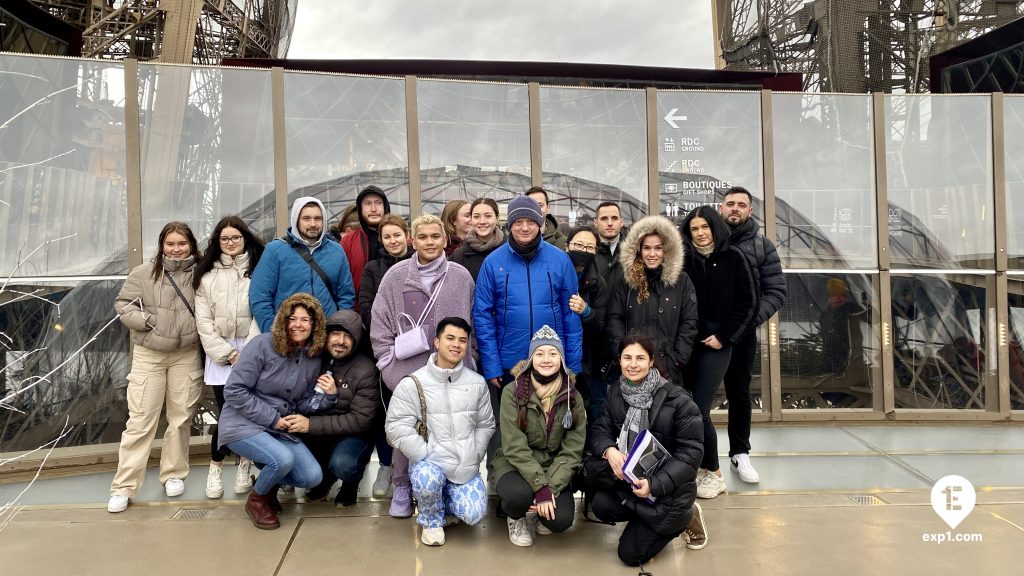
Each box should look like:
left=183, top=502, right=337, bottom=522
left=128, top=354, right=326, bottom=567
left=219, top=293, right=338, bottom=530
left=607, top=215, right=698, bottom=386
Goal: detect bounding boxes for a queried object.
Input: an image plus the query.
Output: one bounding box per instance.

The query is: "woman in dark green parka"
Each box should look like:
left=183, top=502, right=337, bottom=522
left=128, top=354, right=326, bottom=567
left=491, top=325, right=587, bottom=547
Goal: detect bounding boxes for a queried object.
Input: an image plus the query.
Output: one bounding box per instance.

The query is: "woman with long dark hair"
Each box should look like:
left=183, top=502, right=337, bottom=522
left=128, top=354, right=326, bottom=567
left=451, top=198, right=504, bottom=280
left=678, top=206, right=756, bottom=500
left=194, top=215, right=265, bottom=499
left=586, top=333, right=707, bottom=568
left=108, top=222, right=202, bottom=513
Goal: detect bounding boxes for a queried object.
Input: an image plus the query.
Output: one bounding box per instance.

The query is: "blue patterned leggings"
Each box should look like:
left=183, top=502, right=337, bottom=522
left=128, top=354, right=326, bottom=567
left=409, top=460, right=488, bottom=529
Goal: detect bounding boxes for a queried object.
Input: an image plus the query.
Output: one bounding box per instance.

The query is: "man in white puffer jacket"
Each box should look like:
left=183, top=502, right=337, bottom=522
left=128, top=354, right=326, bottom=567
left=385, top=317, right=494, bottom=547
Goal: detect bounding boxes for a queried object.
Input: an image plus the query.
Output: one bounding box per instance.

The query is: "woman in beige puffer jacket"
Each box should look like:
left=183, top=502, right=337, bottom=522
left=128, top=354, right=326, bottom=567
left=108, top=222, right=203, bottom=514
left=194, top=215, right=264, bottom=499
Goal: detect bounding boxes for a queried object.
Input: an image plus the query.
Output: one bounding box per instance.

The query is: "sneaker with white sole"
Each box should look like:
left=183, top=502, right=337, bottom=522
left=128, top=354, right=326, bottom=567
left=696, top=470, right=726, bottom=499
left=730, top=453, right=760, bottom=483
left=389, top=483, right=414, bottom=518
left=507, top=516, right=534, bottom=547
left=684, top=503, right=708, bottom=550
left=372, top=465, right=392, bottom=497
left=164, top=478, right=185, bottom=497
left=234, top=458, right=253, bottom=494
left=421, top=527, right=445, bottom=546
left=526, top=511, right=552, bottom=535
left=107, top=495, right=130, bottom=513
left=206, top=464, right=224, bottom=499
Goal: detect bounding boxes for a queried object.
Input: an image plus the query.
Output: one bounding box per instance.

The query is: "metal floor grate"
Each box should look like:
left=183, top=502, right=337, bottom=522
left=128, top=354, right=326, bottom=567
left=847, top=495, right=888, bottom=506
left=171, top=508, right=214, bottom=520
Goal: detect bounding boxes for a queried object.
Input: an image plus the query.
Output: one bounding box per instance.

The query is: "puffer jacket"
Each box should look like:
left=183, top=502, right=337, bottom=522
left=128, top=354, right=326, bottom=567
left=115, top=257, right=199, bottom=353
left=358, top=248, right=411, bottom=331
left=542, top=214, right=567, bottom=250
left=607, top=216, right=698, bottom=384
left=587, top=375, right=704, bottom=536
left=577, top=258, right=609, bottom=385
left=385, top=354, right=495, bottom=484
left=490, top=361, right=587, bottom=498
left=308, top=310, right=380, bottom=438
left=728, top=218, right=787, bottom=326
left=473, top=241, right=583, bottom=380
left=195, top=252, right=260, bottom=363
left=450, top=229, right=505, bottom=280
left=595, top=234, right=625, bottom=289
left=249, top=196, right=355, bottom=332
left=683, top=244, right=757, bottom=346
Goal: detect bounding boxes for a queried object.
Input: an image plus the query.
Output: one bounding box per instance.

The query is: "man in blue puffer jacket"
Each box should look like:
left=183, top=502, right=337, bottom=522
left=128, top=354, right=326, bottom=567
left=474, top=195, right=582, bottom=475
left=250, top=197, right=355, bottom=332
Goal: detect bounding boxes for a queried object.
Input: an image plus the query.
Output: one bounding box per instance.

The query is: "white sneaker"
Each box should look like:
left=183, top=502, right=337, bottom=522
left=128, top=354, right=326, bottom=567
left=696, top=470, right=726, bottom=499
left=206, top=464, right=224, bottom=499
left=421, top=527, right=446, bottom=546
left=164, top=478, right=185, bottom=497
left=507, top=516, right=534, bottom=547
left=107, top=495, right=130, bottom=513
left=234, top=458, right=253, bottom=494
left=730, top=453, right=760, bottom=483
left=279, top=485, right=295, bottom=494
left=372, top=465, right=392, bottom=497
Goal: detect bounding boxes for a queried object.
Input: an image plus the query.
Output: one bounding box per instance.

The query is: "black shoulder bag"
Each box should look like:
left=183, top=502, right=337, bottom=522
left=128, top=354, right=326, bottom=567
left=164, top=270, right=194, bottom=317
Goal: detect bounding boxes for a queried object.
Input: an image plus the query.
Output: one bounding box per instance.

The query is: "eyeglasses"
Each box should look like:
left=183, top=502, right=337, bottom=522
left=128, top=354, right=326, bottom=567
left=287, top=316, right=312, bottom=325
left=219, top=235, right=243, bottom=244
left=569, top=242, right=597, bottom=253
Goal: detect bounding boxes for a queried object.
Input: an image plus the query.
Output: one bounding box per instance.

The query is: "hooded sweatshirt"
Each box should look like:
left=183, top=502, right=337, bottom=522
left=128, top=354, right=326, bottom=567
left=341, top=186, right=392, bottom=309
left=249, top=196, right=356, bottom=332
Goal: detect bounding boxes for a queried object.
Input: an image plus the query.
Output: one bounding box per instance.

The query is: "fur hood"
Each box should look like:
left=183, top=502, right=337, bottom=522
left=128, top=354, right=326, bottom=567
left=270, top=292, right=326, bottom=357
left=618, top=215, right=685, bottom=288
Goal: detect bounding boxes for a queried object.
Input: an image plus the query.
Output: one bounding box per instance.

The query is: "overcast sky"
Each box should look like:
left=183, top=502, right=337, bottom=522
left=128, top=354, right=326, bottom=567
left=288, top=0, right=715, bottom=69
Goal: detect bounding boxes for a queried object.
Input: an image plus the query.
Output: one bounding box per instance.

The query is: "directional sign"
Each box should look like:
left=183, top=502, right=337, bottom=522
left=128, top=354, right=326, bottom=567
left=663, top=108, right=688, bottom=129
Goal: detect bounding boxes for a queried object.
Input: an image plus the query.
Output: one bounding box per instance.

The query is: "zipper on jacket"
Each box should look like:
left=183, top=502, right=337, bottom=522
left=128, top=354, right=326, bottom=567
left=526, top=262, right=534, bottom=333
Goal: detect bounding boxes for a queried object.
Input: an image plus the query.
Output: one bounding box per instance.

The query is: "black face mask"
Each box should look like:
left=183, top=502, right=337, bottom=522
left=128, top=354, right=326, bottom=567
left=568, top=250, right=595, bottom=271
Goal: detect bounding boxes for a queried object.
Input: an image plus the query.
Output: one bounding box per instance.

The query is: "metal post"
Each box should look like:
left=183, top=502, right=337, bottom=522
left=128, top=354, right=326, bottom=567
left=646, top=87, right=660, bottom=215
left=529, top=82, right=542, bottom=188
left=992, top=93, right=1010, bottom=418
left=405, top=76, right=422, bottom=218
left=873, top=93, right=895, bottom=416
left=124, top=59, right=143, bottom=268
left=271, top=67, right=289, bottom=235
left=760, top=90, right=782, bottom=420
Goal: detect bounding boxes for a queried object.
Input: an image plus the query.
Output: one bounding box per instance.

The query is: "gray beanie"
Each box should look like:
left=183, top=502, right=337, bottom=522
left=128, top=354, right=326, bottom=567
left=528, top=324, right=565, bottom=359
left=507, top=195, right=544, bottom=228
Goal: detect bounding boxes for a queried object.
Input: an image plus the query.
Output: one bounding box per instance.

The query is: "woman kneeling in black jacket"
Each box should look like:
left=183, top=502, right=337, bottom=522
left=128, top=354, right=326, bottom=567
left=585, top=333, right=708, bottom=568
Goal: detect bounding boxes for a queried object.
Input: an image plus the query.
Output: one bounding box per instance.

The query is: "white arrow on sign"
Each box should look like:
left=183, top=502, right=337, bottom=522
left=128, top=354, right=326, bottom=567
left=664, top=108, right=687, bottom=129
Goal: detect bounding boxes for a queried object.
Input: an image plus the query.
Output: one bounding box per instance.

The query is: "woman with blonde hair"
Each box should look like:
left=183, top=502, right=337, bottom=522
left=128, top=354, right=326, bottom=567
left=108, top=221, right=202, bottom=513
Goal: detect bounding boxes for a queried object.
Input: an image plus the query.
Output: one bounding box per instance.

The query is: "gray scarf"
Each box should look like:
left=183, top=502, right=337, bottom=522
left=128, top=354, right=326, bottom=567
left=617, top=368, right=665, bottom=454
left=465, top=228, right=505, bottom=253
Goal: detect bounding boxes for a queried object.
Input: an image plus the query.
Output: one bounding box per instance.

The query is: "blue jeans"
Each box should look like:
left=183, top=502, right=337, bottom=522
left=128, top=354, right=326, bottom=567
left=227, top=432, right=323, bottom=495
left=304, top=435, right=373, bottom=485
left=684, top=345, right=733, bottom=472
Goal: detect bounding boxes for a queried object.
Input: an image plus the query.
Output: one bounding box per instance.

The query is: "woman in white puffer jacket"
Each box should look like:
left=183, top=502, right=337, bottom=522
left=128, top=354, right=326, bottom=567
left=194, top=215, right=265, bottom=499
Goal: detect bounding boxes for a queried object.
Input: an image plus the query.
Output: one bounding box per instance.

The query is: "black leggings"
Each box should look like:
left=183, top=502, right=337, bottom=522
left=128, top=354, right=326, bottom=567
left=591, top=490, right=688, bottom=567
left=211, top=385, right=227, bottom=463
left=496, top=472, right=576, bottom=533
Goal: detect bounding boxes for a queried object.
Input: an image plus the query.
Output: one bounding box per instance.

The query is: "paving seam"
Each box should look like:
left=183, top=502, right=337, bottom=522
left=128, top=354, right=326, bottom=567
left=272, top=516, right=304, bottom=576
left=837, top=426, right=938, bottom=487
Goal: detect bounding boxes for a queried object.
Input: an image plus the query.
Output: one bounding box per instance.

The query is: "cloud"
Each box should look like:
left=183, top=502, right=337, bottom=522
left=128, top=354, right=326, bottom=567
left=288, top=0, right=714, bottom=69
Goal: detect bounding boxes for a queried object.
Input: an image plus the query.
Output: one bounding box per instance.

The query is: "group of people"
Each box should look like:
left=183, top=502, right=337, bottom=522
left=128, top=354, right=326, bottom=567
left=106, top=184, right=785, bottom=569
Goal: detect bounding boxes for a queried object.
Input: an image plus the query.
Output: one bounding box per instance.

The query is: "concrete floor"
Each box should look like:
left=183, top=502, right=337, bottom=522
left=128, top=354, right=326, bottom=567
left=2, top=424, right=1022, bottom=575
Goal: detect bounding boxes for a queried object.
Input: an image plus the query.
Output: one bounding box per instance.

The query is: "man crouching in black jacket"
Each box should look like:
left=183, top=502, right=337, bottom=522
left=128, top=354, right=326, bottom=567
left=283, top=309, right=380, bottom=507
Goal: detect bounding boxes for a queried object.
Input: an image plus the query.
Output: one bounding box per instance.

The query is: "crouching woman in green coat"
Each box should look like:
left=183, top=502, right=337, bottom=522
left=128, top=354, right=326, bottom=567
left=491, top=325, right=587, bottom=547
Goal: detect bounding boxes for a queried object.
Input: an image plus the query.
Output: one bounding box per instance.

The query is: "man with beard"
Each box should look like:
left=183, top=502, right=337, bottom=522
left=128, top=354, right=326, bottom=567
left=717, top=186, right=786, bottom=485
left=250, top=197, right=355, bottom=332
left=341, top=185, right=391, bottom=308
left=284, top=309, right=380, bottom=507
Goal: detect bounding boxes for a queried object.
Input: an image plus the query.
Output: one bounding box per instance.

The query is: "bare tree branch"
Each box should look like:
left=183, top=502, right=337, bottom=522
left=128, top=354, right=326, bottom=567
left=0, top=417, right=74, bottom=532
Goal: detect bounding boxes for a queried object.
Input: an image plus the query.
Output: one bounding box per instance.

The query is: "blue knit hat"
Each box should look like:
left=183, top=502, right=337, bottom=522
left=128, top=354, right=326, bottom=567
left=507, top=195, right=544, bottom=228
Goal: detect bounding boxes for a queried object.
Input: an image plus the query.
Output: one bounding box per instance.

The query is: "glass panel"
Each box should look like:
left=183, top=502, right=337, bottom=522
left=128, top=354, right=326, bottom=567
left=1, top=279, right=130, bottom=451
left=540, top=87, right=647, bottom=226
left=778, top=273, right=880, bottom=409
left=773, top=94, right=877, bottom=269
left=892, top=273, right=992, bottom=409
left=138, top=64, right=276, bottom=245
left=0, top=54, right=128, bottom=276
left=1005, top=96, right=1024, bottom=270
left=1009, top=277, right=1024, bottom=411
left=418, top=80, right=531, bottom=213
left=284, top=72, right=409, bottom=225
left=657, top=90, right=763, bottom=224
left=885, top=95, right=994, bottom=269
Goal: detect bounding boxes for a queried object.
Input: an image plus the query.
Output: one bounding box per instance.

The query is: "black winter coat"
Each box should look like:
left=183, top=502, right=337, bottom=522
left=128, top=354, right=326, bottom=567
left=358, top=249, right=412, bottom=331
left=684, top=245, right=758, bottom=346
left=307, top=310, right=381, bottom=439
left=595, top=238, right=625, bottom=290
left=576, top=259, right=609, bottom=386
left=450, top=239, right=500, bottom=281
left=728, top=218, right=787, bottom=326
left=587, top=379, right=704, bottom=536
